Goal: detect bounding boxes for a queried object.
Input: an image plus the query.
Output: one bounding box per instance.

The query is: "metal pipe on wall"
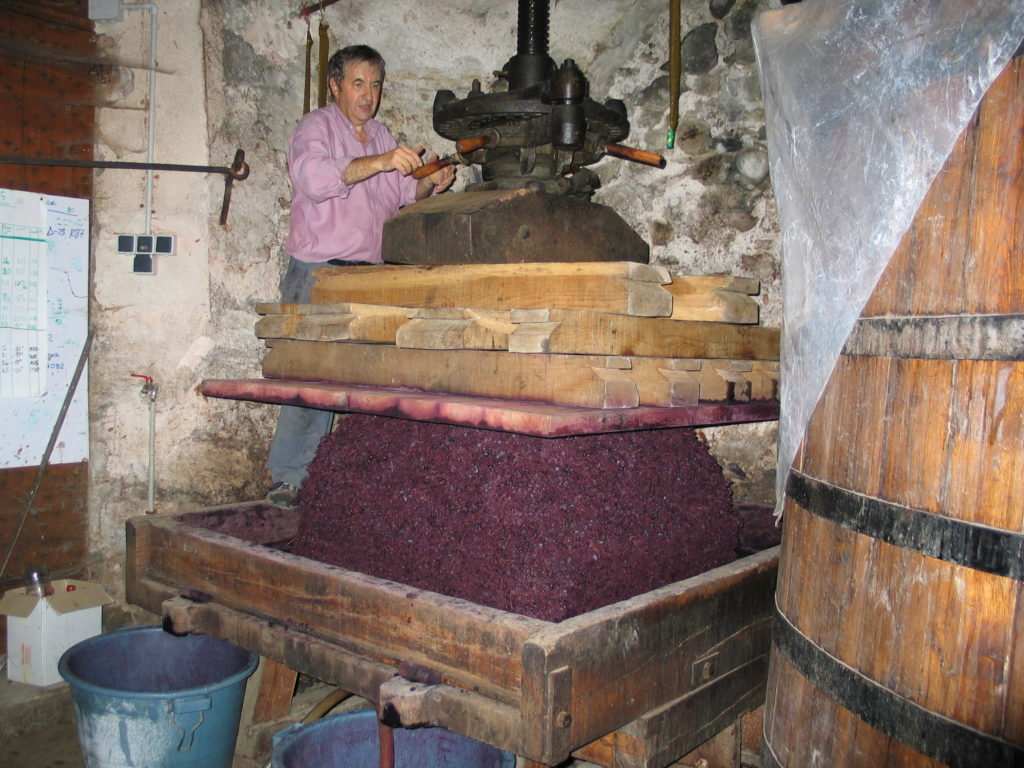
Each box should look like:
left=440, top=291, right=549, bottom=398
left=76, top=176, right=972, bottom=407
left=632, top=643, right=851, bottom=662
left=130, top=373, right=157, bottom=514
left=124, top=2, right=157, bottom=235
left=667, top=0, right=680, bottom=148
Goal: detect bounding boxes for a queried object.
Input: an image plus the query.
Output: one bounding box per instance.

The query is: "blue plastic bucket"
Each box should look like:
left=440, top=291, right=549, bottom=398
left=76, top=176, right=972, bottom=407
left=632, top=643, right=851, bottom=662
left=271, top=709, right=516, bottom=768
left=58, top=625, right=258, bottom=768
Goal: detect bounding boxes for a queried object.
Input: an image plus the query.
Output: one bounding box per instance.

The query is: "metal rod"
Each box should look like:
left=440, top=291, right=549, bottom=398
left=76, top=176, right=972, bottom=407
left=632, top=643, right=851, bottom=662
left=668, top=0, right=681, bottom=148
left=0, top=151, right=250, bottom=224
left=220, top=149, right=250, bottom=225
left=147, top=388, right=156, bottom=513
left=125, top=3, right=158, bottom=235
left=0, top=156, right=247, bottom=178
left=518, top=0, right=549, bottom=56
left=0, top=327, right=95, bottom=580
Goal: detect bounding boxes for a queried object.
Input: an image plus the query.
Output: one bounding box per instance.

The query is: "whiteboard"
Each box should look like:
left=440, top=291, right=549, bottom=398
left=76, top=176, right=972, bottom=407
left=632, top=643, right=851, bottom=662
left=0, top=190, right=89, bottom=469
left=0, top=191, right=46, bottom=397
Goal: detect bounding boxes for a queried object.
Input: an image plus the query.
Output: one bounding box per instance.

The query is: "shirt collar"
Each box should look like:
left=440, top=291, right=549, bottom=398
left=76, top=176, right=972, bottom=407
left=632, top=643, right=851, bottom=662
left=332, top=103, right=380, bottom=142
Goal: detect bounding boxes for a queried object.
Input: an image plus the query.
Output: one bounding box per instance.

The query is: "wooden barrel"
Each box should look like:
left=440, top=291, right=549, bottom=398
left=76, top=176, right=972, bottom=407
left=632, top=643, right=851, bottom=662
left=762, top=58, right=1024, bottom=767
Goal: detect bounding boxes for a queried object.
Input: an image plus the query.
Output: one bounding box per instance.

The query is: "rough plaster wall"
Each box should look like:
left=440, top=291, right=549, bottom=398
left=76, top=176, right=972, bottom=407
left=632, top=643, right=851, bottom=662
left=89, top=0, right=278, bottom=600
left=87, top=0, right=782, bottom=599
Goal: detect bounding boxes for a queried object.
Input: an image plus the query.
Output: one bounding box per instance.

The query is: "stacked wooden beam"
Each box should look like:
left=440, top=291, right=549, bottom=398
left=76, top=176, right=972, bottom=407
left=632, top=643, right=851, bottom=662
left=255, top=262, right=779, bottom=410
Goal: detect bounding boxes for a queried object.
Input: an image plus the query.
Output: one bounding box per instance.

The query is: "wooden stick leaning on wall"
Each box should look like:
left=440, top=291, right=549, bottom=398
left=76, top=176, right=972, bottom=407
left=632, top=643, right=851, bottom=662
left=0, top=328, right=94, bottom=580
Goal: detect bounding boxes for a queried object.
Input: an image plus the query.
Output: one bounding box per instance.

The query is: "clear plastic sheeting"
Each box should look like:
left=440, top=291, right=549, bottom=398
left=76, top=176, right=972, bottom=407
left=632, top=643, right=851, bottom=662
left=751, top=0, right=1024, bottom=516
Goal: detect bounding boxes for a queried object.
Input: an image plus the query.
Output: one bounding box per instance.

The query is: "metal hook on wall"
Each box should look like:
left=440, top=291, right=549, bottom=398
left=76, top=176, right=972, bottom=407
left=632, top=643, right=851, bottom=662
left=298, top=0, right=343, bottom=19
left=0, top=151, right=250, bottom=226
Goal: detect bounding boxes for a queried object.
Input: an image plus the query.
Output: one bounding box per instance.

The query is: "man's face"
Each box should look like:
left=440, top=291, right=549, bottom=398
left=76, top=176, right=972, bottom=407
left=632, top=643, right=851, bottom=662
left=330, top=60, right=383, bottom=130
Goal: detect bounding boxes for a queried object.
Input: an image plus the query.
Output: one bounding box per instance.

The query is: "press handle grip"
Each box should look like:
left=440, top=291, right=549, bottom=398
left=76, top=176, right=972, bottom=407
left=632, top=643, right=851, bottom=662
left=604, top=142, right=667, bottom=169
left=412, top=134, right=495, bottom=179
left=454, top=135, right=492, bottom=154
left=412, top=157, right=453, bottom=180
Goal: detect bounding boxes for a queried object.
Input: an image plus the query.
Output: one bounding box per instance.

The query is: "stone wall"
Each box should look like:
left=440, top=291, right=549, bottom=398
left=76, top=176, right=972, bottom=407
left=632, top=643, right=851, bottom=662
left=88, top=0, right=781, bottom=597
left=591, top=0, right=780, bottom=504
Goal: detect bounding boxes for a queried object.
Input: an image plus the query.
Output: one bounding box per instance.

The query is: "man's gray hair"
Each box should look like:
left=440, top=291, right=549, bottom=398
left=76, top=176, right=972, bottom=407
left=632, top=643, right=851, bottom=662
left=328, top=45, right=386, bottom=83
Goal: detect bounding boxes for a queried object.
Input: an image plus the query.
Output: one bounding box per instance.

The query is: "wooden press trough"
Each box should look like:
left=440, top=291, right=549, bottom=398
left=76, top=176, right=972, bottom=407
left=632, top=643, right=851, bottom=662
left=126, top=387, right=779, bottom=767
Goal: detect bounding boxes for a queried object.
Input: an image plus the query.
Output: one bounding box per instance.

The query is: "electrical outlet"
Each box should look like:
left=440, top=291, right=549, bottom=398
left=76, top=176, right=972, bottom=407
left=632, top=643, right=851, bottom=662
left=116, top=234, right=176, bottom=255
left=133, top=253, right=155, bottom=275
left=154, top=235, right=175, bottom=254
left=117, top=233, right=175, bottom=273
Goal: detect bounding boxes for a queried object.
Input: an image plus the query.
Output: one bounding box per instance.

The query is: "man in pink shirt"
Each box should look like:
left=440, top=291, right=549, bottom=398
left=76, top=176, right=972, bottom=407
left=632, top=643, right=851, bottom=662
left=267, top=44, right=455, bottom=508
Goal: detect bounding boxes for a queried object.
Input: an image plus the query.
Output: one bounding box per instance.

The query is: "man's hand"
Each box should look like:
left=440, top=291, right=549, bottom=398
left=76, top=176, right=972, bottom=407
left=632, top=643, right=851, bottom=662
left=430, top=162, right=456, bottom=193
left=415, top=154, right=456, bottom=200
left=383, top=145, right=426, bottom=176
left=342, top=145, right=425, bottom=185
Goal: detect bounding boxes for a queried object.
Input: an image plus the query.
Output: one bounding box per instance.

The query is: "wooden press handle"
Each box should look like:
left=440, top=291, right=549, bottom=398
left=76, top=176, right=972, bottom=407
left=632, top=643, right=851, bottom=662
left=454, top=135, right=493, bottom=154
left=412, top=157, right=453, bottom=180
left=412, top=134, right=496, bottom=179
left=605, top=142, right=667, bottom=169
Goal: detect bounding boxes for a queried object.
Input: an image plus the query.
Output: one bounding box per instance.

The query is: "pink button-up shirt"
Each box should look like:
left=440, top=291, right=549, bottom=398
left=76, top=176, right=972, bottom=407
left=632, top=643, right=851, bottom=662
left=284, top=104, right=418, bottom=264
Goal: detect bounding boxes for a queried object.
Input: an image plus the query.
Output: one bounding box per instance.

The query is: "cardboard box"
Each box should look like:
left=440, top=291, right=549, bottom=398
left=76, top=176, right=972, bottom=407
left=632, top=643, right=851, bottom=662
left=0, top=579, right=112, bottom=686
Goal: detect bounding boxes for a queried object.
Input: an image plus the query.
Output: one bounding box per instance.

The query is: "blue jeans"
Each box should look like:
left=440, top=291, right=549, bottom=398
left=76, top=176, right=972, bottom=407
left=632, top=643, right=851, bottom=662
left=266, top=258, right=370, bottom=488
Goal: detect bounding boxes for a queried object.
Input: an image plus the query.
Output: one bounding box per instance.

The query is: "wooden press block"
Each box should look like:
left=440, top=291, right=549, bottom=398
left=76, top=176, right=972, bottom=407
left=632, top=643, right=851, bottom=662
left=746, top=362, right=780, bottom=401
left=627, top=358, right=779, bottom=405
left=665, top=274, right=761, bottom=324
left=254, top=302, right=409, bottom=343
left=381, top=187, right=652, bottom=265
left=309, top=261, right=674, bottom=317
left=261, top=339, right=777, bottom=410
left=702, top=361, right=780, bottom=403
left=507, top=308, right=780, bottom=360
left=262, top=340, right=641, bottom=409
left=395, top=308, right=515, bottom=351
left=668, top=274, right=760, bottom=294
